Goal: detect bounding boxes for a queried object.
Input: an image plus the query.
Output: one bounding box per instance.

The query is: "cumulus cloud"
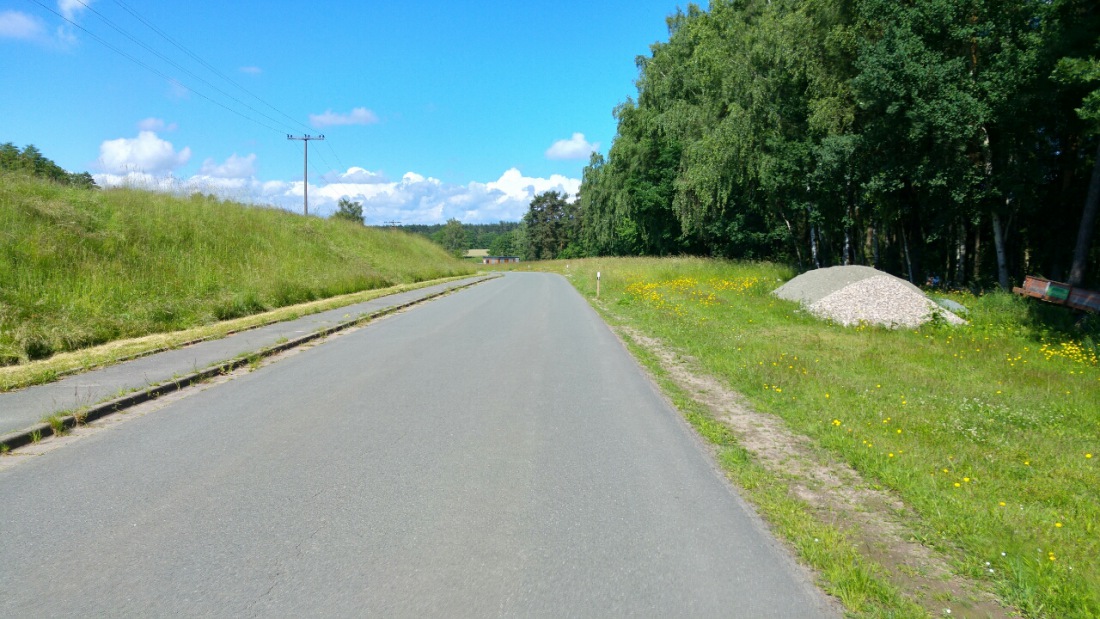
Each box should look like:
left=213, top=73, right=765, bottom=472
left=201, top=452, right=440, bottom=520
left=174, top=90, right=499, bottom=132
left=487, top=168, right=580, bottom=202
left=58, top=0, right=92, bottom=20
left=215, top=167, right=579, bottom=224
left=136, top=117, right=178, bottom=132
left=305, top=167, right=579, bottom=224
left=545, top=132, right=598, bottom=160
left=322, top=166, right=388, bottom=184
left=199, top=153, right=256, bottom=179
left=91, top=150, right=579, bottom=226
left=0, top=10, right=44, bottom=40
left=98, top=131, right=191, bottom=174
left=239, top=66, right=262, bottom=75
left=309, top=107, right=379, bottom=128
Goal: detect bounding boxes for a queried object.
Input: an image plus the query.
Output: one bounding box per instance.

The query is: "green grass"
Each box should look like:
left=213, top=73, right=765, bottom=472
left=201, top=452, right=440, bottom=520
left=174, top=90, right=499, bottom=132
left=620, top=330, right=927, bottom=618
left=514, top=256, right=1099, bottom=618
left=0, top=171, right=473, bottom=365
left=0, top=275, right=474, bottom=392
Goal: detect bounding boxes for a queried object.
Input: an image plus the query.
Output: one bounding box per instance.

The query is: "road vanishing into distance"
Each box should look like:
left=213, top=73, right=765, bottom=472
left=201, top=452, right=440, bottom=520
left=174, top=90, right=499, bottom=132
left=0, top=273, right=837, bottom=617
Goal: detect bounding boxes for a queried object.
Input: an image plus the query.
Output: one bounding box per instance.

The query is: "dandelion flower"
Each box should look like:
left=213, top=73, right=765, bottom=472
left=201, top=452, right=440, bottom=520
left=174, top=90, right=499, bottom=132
left=1055, top=522, right=1063, bottom=528
left=954, top=482, right=961, bottom=488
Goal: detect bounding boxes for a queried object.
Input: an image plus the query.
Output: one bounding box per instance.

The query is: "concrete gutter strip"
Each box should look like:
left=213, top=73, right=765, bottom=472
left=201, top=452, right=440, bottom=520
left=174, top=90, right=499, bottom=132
left=0, top=275, right=495, bottom=452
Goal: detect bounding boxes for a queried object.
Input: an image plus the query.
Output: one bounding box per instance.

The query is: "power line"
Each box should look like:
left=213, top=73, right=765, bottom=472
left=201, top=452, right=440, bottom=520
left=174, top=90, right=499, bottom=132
left=110, top=0, right=316, bottom=136
left=325, top=140, right=348, bottom=174
left=106, top=0, right=350, bottom=176
left=70, top=0, right=301, bottom=136
left=25, top=0, right=286, bottom=135
left=29, top=0, right=349, bottom=202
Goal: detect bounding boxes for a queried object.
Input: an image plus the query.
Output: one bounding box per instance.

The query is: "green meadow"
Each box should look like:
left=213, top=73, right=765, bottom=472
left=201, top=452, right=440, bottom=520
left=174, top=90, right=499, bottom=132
left=517, top=257, right=1098, bottom=618
left=0, top=172, right=472, bottom=367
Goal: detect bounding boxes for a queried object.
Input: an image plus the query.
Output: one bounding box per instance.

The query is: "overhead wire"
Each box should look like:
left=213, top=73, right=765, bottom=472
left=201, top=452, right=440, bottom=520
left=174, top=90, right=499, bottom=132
left=25, top=0, right=287, bottom=136
left=28, top=0, right=350, bottom=192
left=108, top=0, right=348, bottom=175
left=70, top=0, right=315, bottom=141
left=110, top=0, right=315, bottom=135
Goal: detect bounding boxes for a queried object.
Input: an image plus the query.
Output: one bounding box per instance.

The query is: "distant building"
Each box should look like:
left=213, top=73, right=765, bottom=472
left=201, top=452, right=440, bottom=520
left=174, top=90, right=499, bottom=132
left=464, top=249, right=490, bottom=259
left=483, top=256, right=520, bottom=264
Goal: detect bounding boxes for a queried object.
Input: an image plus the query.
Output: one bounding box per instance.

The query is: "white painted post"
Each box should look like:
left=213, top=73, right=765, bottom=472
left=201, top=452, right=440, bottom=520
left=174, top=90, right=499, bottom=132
left=597, top=271, right=601, bottom=298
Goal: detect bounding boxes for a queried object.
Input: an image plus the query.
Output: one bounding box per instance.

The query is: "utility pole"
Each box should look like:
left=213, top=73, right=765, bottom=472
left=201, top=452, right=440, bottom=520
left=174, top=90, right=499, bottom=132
left=287, top=134, right=324, bottom=216
left=384, top=220, right=401, bottom=229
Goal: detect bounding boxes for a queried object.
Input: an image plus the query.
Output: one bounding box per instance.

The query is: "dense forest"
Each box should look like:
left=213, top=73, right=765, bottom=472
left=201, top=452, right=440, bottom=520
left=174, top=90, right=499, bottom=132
left=526, top=0, right=1100, bottom=289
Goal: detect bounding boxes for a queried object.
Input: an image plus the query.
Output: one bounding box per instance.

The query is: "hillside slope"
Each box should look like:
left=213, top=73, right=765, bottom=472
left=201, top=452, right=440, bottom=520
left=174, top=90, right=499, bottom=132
left=0, top=172, right=472, bottom=364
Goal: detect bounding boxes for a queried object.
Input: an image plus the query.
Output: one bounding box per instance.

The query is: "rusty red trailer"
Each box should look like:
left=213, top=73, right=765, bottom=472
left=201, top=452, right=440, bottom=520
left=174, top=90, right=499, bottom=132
left=1013, top=275, right=1100, bottom=313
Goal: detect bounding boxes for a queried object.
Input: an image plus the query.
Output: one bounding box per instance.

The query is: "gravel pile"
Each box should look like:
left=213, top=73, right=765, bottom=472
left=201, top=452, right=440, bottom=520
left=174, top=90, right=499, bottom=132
left=774, top=266, right=965, bottom=328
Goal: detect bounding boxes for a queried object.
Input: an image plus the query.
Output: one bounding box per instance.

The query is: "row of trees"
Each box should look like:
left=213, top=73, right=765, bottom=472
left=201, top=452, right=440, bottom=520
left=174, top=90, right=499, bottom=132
left=402, top=221, right=523, bottom=257
left=1, top=143, right=97, bottom=189
left=538, top=0, right=1099, bottom=288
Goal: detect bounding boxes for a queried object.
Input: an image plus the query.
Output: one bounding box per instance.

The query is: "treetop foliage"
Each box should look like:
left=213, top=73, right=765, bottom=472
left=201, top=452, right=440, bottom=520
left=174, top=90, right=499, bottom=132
left=400, top=221, right=523, bottom=257
left=536, top=0, right=1100, bottom=289
left=332, top=197, right=364, bottom=224
left=0, top=142, right=97, bottom=189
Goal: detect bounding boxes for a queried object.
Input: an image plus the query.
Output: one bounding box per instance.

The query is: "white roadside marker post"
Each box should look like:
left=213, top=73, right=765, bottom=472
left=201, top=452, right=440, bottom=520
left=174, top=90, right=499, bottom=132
left=597, top=271, right=601, bottom=298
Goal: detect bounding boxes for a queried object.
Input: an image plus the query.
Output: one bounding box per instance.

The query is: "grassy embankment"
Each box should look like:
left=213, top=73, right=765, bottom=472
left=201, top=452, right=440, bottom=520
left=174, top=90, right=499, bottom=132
left=507, top=257, right=1098, bottom=618
left=0, top=172, right=474, bottom=388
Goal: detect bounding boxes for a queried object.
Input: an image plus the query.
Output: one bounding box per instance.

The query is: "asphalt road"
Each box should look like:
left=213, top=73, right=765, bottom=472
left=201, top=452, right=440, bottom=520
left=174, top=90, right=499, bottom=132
left=0, top=272, right=837, bottom=617
left=0, top=276, right=491, bottom=436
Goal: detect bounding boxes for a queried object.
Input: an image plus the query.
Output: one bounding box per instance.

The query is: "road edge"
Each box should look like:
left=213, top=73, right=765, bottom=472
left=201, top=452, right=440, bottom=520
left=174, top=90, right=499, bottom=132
left=0, top=275, right=496, bottom=453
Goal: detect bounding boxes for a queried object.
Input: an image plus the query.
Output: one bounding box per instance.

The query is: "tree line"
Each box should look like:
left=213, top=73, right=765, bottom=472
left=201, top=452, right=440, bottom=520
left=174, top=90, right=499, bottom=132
left=399, top=221, right=523, bottom=257
left=1, top=143, right=97, bottom=189
left=522, top=0, right=1100, bottom=288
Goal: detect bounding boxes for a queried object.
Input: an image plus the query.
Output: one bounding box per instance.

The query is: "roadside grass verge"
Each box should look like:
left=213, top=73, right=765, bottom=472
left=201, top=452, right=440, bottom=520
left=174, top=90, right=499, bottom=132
left=0, top=275, right=476, bottom=392
left=0, top=171, right=473, bottom=366
left=620, top=330, right=926, bottom=618
left=509, top=257, right=1099, bottom=618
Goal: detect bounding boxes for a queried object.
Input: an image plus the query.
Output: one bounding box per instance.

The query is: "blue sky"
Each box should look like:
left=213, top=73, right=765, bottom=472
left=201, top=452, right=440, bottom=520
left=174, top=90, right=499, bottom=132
left=1, top=0, right=680, bottom=223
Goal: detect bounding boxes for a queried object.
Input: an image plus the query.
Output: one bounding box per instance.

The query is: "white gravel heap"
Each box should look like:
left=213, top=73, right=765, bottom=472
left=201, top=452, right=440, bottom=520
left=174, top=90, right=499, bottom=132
left=774, top=266, right=965, bottom=328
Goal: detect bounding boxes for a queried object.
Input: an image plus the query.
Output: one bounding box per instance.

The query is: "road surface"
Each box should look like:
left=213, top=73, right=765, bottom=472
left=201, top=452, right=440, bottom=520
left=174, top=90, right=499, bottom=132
left=0, top=272, right=837, bottom=617
left=0, top=276, right=491, bottom=436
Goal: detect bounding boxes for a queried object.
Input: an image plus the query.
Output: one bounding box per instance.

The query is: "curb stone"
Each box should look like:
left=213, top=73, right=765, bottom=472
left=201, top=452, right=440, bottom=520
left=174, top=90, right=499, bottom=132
left=0, top=275, right=496, bottom=453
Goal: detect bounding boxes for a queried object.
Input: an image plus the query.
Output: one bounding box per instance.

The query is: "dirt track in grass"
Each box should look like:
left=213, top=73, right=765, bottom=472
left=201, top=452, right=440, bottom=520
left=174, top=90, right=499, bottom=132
left=615, top=324, right=1014, bottom=619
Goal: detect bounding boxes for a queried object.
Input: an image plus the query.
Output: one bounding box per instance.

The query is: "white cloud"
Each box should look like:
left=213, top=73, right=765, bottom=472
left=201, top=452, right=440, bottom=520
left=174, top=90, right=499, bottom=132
left=136, top=117, right=178, bottom=132
left=0, top=11, right=44, bottom=40
left=98, top=131, right=191, bottom=174
left=58, top=0, right=91, bottom=20
left=167, top=81, right=190, bottom=100
left=486, top=168, right=580, bottom=202
left=91, top=148, right=579, bottom=225
left=545, top=132, right=598, bottom=160
left=307, top=167, right=579, bottom=224
left=204, top=167, right=579, bottom=224
left=199, top=153, right=256, bottom=179
left=239, top=66, right=262, bottom=75
left=322, top=166, right=388, bottom=184
left=309, top=107, right=379, bottom=128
